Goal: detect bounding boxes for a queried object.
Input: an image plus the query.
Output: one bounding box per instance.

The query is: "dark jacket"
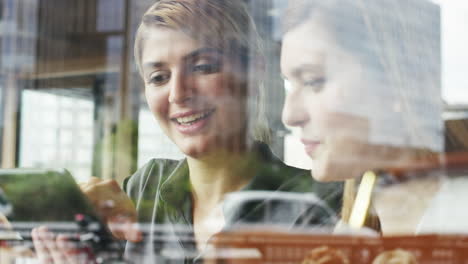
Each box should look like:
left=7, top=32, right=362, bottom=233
left=123, top=143, right=343, bottom=263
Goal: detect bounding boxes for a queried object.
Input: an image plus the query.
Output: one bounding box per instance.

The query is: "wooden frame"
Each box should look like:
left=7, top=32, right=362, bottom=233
left=1, top=73, right=20, bottom=168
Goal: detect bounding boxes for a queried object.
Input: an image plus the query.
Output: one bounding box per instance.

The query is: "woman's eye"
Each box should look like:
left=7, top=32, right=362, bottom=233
left=148, top=72, right=170, bottom=85
left=303, top=77, right=326, bottom=92
left=191, top=63, right=221, bottom=74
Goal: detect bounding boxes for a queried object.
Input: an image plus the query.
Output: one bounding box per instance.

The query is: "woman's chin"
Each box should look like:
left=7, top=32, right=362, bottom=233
left=311, top=156, right=362, bottom=182
left=311, top=168, right=359, bottom=182
left=180, top=143, right=212, bottom=159
left=177, top=133, right=247, bottom=159
left=310, top=163, right=337, bottom=182
left=178, top=138, right=230, bottom=159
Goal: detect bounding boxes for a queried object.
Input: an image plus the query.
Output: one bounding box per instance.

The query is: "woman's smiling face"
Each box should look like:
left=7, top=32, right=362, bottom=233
left=141, top=27, right=248, bottom=157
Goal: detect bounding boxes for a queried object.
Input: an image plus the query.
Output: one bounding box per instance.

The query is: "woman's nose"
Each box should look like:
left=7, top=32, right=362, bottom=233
left=282, top=89, right=310, bottom=128
left=168, top=70, right=192, bottom=104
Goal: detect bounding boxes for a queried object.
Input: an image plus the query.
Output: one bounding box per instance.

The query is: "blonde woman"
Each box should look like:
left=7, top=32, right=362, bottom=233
left=32, top=1, right=342, bottom=263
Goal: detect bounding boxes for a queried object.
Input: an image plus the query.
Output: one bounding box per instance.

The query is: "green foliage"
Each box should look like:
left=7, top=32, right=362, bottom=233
left=0, top=170, right=95, bottom=222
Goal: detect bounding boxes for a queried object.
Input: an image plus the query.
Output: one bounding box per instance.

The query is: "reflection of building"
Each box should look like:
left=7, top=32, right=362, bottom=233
left=0, top=0, right=134, bottom=180
left=362, top=0, right=442, bottom=152
left=0, top=0, right=38, bottom=72
left=0, top=0, right=39, bottom=168
left=0, top=0, right=146, bottom=181
left=20, top=90, right=94, bottom=181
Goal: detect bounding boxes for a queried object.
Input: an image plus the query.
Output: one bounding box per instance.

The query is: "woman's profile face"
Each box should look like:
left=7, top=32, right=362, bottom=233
left=281, top=19, right=375, bottom=181
left=141, top=27, right=248, bottom=157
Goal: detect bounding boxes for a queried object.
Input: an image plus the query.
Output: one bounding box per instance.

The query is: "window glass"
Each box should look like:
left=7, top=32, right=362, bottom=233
left=0, top=0, right=467, bottom=263
left=439, top=0, right=468, bottom=104
left=137, top=105, right=183, bottom=167
left=0, top=77, right=4, bottom=162
left=19, top=90, right=94, bottom=182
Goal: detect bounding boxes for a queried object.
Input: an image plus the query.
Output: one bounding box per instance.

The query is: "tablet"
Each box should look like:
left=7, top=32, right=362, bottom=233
left=0, top=168, right=105, bottom=240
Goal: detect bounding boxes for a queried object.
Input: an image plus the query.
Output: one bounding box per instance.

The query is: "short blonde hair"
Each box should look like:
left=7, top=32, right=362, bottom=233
left=135, top=0, right=262, bottom=76
left=134, top=0, right=270, bottom=143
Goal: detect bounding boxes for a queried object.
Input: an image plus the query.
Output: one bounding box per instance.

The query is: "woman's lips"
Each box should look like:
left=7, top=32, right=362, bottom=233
left=301, top=139, right=322, bottom=157
left=171, top=109, right=215, bottom=135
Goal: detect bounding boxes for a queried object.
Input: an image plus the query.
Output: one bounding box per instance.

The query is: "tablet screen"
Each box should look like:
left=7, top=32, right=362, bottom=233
left=0, top=169, right=96, bottom=223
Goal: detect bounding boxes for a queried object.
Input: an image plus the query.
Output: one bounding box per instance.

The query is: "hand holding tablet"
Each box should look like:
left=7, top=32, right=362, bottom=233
left=78, top=177, right=141, bottom=242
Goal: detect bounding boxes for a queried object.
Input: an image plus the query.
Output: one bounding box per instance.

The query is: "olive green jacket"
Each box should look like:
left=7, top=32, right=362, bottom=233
left=123, top=143, right=343, bottom=263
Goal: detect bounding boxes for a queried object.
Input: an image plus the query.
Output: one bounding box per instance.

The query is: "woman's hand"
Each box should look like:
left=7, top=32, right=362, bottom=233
left=78, top=177, right=142, bottom=242
left=0, top=212, right=11, bottom=229
left=32, top=226, right=95, bottom=264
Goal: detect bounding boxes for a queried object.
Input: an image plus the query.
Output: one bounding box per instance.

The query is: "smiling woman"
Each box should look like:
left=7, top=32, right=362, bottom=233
left=134, top=0, right=269, bottom=155
left=139, top=28, right=248, bottom=157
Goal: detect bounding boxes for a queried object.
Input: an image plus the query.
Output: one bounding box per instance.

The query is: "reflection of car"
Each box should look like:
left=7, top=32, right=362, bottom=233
left=223, top=191, right=338, bottom=230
